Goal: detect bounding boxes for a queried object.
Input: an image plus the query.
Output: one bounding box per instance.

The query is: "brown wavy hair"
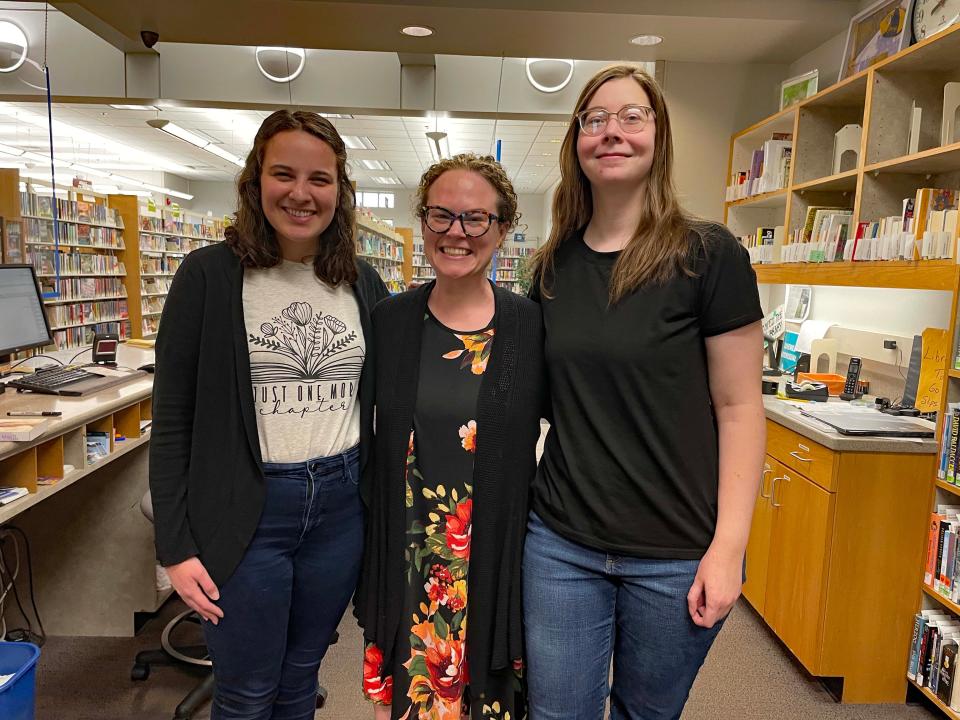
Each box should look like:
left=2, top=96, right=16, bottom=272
left=531, top=64, right=698, bottom=304
left=224, top=109, right=357, bottom=286
left=414, top=153, right=521, bottom=233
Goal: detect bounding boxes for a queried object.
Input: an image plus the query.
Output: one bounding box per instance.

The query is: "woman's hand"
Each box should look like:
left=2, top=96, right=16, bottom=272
left=373, top=704, right=391, bottom=720
left=165, top=556, right=224, bottom=625
left=687, top=543, right=743, bottom=629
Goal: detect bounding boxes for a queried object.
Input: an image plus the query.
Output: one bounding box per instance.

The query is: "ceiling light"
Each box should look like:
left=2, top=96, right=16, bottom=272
left=142, top=183, right=194, bottom=200
left=0, top=21, right=28, bottom=73
left=371, top=176, right=400, bottom=185
left=401, top=25, right=434, bottom=37
left=109, top=104, right=159, bottom=111
left=525, top=58, right=575, bottom=93
left=629, top=34, right=663, bottom=46
left=0, top=142, right=23, bottom=156
left=70, top=163, right=114, bottom=179
left=320, top=113, right=354, bottom=119
left=359, top=159, right=390, bottom=170
left=255, top=47, right=306, bottom=83
left=426, top=131, right=449, bottom=162
left=147, top=118, right=245, bottom=167
left=343, top=135, right=376, bottom=150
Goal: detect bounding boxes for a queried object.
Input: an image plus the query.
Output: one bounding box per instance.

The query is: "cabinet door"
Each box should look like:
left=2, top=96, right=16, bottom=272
left=742, top=458, right=775, bottom=614
left=764, top=460, right=834, bottom=673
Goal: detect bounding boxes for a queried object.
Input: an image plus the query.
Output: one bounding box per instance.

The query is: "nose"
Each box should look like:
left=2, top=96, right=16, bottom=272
left=446, top=218, right=468, bottom=238
left=601, top=115, right=624, bottom=142
left=289, top=179, right=309, bottom=201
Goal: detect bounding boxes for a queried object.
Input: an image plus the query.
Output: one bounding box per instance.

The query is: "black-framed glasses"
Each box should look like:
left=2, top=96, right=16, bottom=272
left=575, top=104, right=656, bottom=136
left=421, top=205, right=503, bottom=237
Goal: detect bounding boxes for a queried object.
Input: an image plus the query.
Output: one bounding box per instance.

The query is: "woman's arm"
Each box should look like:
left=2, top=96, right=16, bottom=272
left=687, top=320, right=765, bottom=628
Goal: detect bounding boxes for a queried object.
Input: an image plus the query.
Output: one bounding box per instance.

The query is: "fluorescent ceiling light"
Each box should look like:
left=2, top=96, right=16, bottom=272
left=630, top=34, right=663, bottom=45
left=147, top=118, right=245, bottom=167
left=371, top=176, right=400, bottom=185
left=109, top=104, right=159, bottom=110
left=0, top=142, right=23, bottom=156
left=426, top=131, right=449, bottom=162
left=142, top=183, right=194, bottom=200
left=0, top=103, right=192, bottom=175
left=359, top=159, right=390, bottom=170
left=401, top=25, right=434, bottom=37
left=342, top=135, right=376, bottom=150
left=320, top=113, right=354, bottom=119
left=70, top=163, right=114, bottom=179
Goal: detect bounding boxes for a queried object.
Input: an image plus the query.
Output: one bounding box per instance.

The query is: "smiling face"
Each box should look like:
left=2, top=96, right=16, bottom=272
left=422, top=169, right=507, bottom=283
left=576, top=76, right=656, bottom=190
left=259, top=129, right=339, bottom=260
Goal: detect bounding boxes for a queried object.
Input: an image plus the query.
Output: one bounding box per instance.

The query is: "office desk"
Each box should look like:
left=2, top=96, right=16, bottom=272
left=0, top=346, right=161, bottom=637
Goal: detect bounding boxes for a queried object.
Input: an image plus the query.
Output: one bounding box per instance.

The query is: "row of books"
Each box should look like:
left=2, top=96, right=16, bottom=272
left=24, top=218, right=124, bottom=249
left=37, top=276, right=126, bottom=302
left=908, top=608, right=960, bottom=709
left=361, top=254, right=404, bottom=292
left=924, top=503, right=960, bottom=602
left=139, top=256, right=182, bottom=276
left=357, top=228, right=403, bottom=261
left=51, top=319, right=130, bottom=350
left=138, top=214, right=220, bottom=239
left=140, top=277, right=172, bottom=296
left=141, top=296, right=165, bottom=315
left=726, top=134, right=792, bottom=201
left=142, top=315, right=161, bottom=337
left=46, top=299, right=129, bottom=329
left=28, top=250, right=125, bottom=276
left=139, top=234, right=186, bottom=254
left=496, top=257, right=527, bottom=269
left=938, top=403, right=960, bottom=480
left=20, top=193, right=123, bottom=227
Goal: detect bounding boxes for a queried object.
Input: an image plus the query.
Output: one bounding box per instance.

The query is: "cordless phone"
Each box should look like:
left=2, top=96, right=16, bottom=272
left=839, top=357, right=862, bottom=401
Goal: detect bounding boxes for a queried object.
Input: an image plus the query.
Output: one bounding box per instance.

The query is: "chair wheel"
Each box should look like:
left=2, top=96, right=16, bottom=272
left=131, top=663, right=150, bottom=681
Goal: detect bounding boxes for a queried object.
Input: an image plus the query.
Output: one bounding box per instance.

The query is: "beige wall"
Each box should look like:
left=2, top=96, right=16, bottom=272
left=665, top=61, right=789, bottom=222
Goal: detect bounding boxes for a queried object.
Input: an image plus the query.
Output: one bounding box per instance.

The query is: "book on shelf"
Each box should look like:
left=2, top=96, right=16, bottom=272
left=0, top=416, right=53, bottom=442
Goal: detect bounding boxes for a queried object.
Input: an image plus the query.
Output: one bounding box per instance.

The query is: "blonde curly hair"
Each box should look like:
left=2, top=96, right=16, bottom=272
left=414, top=153, right=520, bottom=231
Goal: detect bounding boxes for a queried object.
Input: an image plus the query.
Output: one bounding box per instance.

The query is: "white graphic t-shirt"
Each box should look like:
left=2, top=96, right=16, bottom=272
left=243, top=259, right=364, bottom=463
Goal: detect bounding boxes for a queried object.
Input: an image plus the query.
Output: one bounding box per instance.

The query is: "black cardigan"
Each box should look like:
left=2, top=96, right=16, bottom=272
left=149, top=242, right=388, bottom=586
left=355, top=281, right=545, bottom=697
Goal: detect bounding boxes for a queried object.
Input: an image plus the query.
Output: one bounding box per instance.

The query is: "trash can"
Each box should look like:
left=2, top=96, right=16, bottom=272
left=0, top=641, right=40, bottom=720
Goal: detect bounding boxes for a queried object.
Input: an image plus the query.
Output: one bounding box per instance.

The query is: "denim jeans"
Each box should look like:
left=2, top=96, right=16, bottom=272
left=202, top=446, right=363, bottom=720
left=522, top=512, right=724, bottom=720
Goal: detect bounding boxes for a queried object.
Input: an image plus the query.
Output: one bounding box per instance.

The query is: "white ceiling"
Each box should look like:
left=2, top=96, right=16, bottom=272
left=0, top=102, right=563, bottom=194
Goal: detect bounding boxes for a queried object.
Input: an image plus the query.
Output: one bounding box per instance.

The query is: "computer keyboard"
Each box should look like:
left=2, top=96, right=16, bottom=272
left=8, top=365, right=100, bottom=395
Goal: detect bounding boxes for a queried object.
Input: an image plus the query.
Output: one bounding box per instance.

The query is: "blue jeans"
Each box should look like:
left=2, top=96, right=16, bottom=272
left=522, top=512, right=724, bottom=720
left=202, top=446, right=363, bottom=720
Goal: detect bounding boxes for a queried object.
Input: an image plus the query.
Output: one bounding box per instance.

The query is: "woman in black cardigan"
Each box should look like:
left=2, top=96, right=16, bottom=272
left=150, top=110, right=387, bottom=720
left=356, top=154, right=545, bottom=720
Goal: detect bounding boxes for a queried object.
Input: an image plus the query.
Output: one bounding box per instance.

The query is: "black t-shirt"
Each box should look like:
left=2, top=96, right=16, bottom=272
left=531, top=223, right=763, bottom=559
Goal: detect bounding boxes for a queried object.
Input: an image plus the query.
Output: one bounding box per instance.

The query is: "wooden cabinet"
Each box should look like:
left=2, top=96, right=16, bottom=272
left=744, top=419, right=933, bottom=702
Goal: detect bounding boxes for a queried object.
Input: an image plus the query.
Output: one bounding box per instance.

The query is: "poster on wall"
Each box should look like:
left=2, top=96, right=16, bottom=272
left=838, top=0, right=913, bottom=81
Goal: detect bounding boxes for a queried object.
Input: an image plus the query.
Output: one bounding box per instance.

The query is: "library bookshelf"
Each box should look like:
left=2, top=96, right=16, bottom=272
left=727, top=21, right=960, bottom=711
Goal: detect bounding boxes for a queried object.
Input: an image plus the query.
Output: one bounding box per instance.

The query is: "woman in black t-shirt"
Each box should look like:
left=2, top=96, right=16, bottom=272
left=524, top=65, right=765, bottom=720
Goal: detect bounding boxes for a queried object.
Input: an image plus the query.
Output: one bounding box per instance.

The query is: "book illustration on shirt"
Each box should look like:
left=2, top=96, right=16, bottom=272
left=248, top=301, right=363, bottom=384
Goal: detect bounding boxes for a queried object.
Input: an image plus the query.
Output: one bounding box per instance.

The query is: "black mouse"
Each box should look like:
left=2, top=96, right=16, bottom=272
left=138, top=363, right=155, bottom=373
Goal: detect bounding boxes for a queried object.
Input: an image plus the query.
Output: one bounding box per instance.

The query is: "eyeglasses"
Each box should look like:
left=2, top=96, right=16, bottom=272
left=575, top=105, right=656, bottom=136
left=421, top=205, right=503, bottom=237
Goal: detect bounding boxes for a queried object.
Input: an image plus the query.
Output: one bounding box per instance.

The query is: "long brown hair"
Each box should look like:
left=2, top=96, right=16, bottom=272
left=532, top=64, right=697, bottom=304
left=225, top=109, right=358, bottom=286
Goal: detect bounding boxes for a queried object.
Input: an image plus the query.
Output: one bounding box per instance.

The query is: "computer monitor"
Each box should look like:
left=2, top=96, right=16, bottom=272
left=0, top=264, right=53, bottom=357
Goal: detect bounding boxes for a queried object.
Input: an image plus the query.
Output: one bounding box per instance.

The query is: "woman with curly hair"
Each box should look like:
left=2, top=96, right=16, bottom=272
left=150, top=109, right=387, bottom=719
left=356, top=154, right=545, bottom=720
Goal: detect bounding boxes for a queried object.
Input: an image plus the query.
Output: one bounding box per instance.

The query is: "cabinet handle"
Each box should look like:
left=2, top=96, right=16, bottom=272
left=790, top=448, right=812, bottom=462
left=760, top=467, right=772, bottom=498
left=770, top=475, right=784, bottom=507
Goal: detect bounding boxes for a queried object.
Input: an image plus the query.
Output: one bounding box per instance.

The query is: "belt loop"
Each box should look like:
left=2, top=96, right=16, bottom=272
left=341, top=450, right=350, bottom=484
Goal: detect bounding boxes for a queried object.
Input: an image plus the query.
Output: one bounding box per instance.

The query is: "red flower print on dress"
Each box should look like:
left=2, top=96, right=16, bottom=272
left=363, top=643, right=394, bottom=705
left=445, top=499, right=472, bottom=559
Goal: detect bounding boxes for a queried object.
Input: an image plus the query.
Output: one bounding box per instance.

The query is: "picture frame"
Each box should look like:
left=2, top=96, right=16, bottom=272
left=779, top=70, right=819, bottom=110
left=838, top=0, right=914, bottom=82
left=784, top=284, right=812, bottom=323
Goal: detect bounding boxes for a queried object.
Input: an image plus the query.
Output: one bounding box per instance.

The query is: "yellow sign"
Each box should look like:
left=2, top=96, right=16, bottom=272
left=916, top=327, right=949, bottom=413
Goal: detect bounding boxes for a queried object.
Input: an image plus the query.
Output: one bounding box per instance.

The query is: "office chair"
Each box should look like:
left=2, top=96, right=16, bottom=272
left=133, top=491, right=337, bottom=718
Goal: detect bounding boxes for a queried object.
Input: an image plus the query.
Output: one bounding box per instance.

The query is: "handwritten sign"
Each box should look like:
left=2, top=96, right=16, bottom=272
left=762, top=304, right=785, bottom=339
left=916, top=327, right=949, bottom=413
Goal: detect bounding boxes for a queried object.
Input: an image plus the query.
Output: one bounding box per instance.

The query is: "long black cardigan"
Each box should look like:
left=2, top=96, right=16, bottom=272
left=149, top=242, right=388, bottom=586
left=355, top=281, right=545, bottom=698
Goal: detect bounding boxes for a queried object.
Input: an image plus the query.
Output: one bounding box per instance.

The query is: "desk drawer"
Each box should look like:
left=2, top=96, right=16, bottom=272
left=767, top=420, right=837, bottom=491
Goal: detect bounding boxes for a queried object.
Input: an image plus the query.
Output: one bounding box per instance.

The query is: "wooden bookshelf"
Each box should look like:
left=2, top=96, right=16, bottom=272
left=910, top=679, right=960, bottom=720
left=729, top=20, right=960, bottom=711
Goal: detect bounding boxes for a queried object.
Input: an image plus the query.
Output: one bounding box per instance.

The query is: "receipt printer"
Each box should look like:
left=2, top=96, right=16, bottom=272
left=784, top=380, right=829, bottom=402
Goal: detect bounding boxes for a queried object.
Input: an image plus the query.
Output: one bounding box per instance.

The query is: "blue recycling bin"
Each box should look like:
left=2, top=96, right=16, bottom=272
left=0, top=641, right=40, bottom=720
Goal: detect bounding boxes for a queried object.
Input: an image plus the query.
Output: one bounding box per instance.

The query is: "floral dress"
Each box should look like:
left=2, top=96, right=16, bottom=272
left=364, top=310, right=523, bottom=720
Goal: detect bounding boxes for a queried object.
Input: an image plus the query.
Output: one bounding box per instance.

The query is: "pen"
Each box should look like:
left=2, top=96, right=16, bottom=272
left=6, top=411, right=62, bottom=417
